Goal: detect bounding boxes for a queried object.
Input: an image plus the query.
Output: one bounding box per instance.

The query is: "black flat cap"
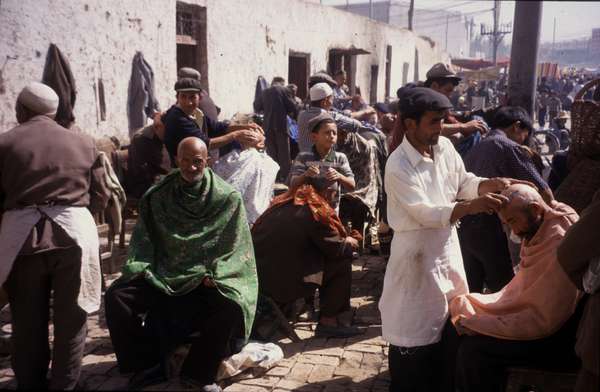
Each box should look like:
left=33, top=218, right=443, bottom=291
left=174, top=77, right=203, bottom=92
left=374, top=102, right=390, bottom=113
left=399, top=87, right=453, bottom=114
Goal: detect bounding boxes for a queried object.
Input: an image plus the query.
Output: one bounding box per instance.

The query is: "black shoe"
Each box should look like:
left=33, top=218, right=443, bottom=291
left=314, top=323, right=364, bottom=338
left=127, top=363, right=167, bottom=390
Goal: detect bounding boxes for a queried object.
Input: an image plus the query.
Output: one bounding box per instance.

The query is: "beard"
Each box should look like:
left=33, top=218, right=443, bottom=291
left=180, top=171, right=204, bottom=184
left=517, top=211, right=543, bottom=241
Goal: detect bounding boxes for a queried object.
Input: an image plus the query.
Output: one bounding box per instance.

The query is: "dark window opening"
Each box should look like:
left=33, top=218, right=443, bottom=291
left=288, top=52, right=310, bottom=100
left=176, top=2, right=208, bottom=93
left=385, top=45, right=392, bottom=101
left=370, top=65, right=379, bottom=104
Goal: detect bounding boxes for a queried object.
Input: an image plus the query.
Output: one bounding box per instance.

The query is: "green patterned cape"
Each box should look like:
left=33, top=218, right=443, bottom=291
left=119, top=168, right=258, bottom=340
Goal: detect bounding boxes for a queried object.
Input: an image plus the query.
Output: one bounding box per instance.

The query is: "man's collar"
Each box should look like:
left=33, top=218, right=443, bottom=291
left=311, top=145, right=335, bottom=161
left=400, top=136, right=438, bottom=168
left=490, top=128, right=507, bottom=138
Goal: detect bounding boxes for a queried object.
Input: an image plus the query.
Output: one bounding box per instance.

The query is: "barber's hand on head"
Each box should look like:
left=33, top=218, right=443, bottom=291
left=233, top=129, right=261, bottom=146
left=248, top=123, right=265, bottom=135
left=468, top=192, right=509, bottom=215
left=345, top=236, right=359, bottom=251
left=479, top=177, right=538, bottom=195
left=461, top=119, right=488, bottom=136
left=202, top=276, right=216, bottom=288
left=304, top=165, right=319, bottom=178
left=325, top=168, right=341, bottom=182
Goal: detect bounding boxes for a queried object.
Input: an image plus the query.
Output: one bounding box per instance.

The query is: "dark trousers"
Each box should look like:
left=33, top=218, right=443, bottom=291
left=340, top=197, right=370, bottom=236
left=538, top=108, right=547, bottom=127
left=5, top=248, right=87, bottom=390
left=265, top=128, right=291, bottom=181
left=388, top=320, right=460, bottom=392
left=319, top=257, right=352, bottom=318
left=105, top=277, right=243, bottom=385
left=456, top=302, right=584, bottom=392
left=458, top=214, right=514, bottom=293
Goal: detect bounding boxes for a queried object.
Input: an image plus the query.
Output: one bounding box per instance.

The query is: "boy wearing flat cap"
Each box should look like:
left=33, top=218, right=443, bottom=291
left=379, top=87, right=528, bottom=392
left=163, top=78, right=262, bottom=165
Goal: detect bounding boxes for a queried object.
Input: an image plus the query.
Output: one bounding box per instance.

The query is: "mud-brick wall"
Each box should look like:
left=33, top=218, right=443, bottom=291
left=0, top=0, right=177, bottom=139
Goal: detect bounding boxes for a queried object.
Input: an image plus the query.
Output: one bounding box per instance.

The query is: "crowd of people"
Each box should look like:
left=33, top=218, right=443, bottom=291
left=0, top=60, right=598, bottom=392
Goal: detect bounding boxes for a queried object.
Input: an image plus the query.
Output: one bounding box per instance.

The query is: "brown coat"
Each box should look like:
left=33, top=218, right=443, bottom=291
left=0, top=115, right=109, bottom=213
left=252, top=202, right=352, bottom=304
left=557, top=198, right=600, bottom=378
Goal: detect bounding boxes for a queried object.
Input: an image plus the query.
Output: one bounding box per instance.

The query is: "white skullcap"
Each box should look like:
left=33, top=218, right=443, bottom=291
left=17, top=82, right=59, bottom=117
left=310, top=82, right=333, bottom=101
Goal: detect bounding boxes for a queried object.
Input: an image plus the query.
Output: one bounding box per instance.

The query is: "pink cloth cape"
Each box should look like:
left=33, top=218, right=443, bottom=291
left=450, top=202, right=581, bottom=340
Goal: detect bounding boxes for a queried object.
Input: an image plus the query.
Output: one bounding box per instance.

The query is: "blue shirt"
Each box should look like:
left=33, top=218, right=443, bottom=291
left=463, top=129, right=548, bottom=191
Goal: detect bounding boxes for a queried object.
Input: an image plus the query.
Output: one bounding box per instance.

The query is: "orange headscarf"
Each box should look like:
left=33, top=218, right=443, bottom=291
left=253, top=184, right=361, bottom=241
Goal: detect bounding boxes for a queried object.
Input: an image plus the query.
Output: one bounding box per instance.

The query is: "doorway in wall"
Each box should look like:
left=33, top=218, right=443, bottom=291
left=385, top=45, right=392, bottom=101
left=369, top=65, right=379, bottom=104
left=176, top=2, right=208, bottom=92
left=328, top=47, right=370, bottom=96
left=402, top=62, right=410, bottom=86
left=288, top=52, right=310, bottom=100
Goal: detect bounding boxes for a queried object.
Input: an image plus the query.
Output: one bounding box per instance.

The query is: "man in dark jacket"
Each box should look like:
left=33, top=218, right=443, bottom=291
left=0, top=82, right=110, bottom=389
left=163, top=78, right=262, bottom=165
left=253, top=77, right=299, bottom=181
left=459, top=106, right=553, bottom=293
left=252, top=184, right=362, bottom=338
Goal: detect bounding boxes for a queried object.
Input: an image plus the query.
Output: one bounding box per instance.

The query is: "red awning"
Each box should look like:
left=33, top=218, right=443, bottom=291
left=451, top=57, right=510, bottom=71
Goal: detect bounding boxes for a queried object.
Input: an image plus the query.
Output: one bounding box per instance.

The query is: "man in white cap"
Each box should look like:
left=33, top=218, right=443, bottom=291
left=297, top=82, right=373, bottom=153
left=0, top=82, right=110, bottom=389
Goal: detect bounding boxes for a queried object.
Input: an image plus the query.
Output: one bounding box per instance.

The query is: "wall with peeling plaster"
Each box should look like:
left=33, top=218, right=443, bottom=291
left=0, top=0, right=448, bottom=140
left=0, top=0, right=177, bottom=139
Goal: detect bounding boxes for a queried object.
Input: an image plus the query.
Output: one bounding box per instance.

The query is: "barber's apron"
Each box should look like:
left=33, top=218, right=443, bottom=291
left=0, top=206, right=101, bottom=313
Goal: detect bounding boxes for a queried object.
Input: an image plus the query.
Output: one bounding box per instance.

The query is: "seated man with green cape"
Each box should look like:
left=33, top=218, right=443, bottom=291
left=105, top=137, right=258, bottom=392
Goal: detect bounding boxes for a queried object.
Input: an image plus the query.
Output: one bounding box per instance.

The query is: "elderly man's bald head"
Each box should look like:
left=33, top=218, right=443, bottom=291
left=499, top=184, right=549, bottom=241
left=176, top=137, right=208, bottom=183
left=177, top=136, right=207, bottom=158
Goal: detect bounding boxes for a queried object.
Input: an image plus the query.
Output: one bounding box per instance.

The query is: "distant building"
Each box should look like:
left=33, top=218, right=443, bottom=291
left=590, top=28, right=600, bottom=60
left=334, top=0, right=470, bottom=58
left=0, top=0, right=449, bottom=139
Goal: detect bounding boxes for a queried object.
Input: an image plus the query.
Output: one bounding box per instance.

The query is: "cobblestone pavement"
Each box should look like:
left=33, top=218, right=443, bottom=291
left=0, top=220, right=391, bottom=391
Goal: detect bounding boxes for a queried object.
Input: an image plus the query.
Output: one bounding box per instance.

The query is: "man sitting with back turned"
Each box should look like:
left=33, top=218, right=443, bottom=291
left=451, top=184, right=581, bottom=392
left=105, top=137, right=258, bottom=392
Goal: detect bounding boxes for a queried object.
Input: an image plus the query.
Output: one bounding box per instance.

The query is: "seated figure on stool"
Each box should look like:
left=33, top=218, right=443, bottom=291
left=105, top=137, right=258, bottom=392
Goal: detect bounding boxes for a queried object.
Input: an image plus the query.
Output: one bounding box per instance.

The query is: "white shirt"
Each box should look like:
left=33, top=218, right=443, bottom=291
left=379, top=136, right=484, bottom=347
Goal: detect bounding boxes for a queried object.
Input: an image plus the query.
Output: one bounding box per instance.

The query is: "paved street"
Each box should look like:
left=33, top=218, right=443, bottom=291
left=0, top=221, right=391, bottom=391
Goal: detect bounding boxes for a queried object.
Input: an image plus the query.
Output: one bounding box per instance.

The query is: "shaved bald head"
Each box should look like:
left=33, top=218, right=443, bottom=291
left=499, top=184, right=549, bottom=241
left=177, top=136, right=207, bottom=158
left=176, top=137, right=208, bottom=183
left=501, top=184, right=544, bottom=209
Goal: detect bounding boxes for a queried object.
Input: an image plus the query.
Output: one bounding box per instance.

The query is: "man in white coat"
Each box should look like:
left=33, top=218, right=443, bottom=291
left=380, top=87, right=526, bottom=392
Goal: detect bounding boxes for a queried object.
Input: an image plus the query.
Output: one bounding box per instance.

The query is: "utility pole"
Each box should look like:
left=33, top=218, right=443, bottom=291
left=492, top=0, right=500, bottom=64
left=408, top=0, right=414, bottom=31
left=445, top=14, right=449, bottom=51
left=552, top=17, right=556, bottom=51
left=369, top=0, right=373, bottom=19
left=508, top=1, right=543, bottom=116
left=481, top=3, right=511, bottom=65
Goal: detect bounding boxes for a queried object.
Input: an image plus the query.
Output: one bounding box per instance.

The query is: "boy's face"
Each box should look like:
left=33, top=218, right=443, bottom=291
left=176, top=91, right=201, bottom=116
left=311, top=122, right=338, bottom=150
